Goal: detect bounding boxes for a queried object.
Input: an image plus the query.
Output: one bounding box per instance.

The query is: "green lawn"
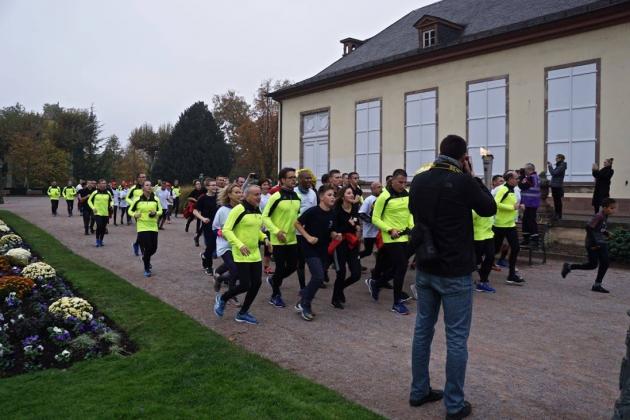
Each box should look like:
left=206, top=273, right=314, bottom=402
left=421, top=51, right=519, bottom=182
left=0, top=210, right=382, bottom=419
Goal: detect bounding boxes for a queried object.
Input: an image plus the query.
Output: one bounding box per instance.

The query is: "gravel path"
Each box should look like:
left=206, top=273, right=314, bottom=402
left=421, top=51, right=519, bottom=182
left=4, top=197, right=629, bottom=419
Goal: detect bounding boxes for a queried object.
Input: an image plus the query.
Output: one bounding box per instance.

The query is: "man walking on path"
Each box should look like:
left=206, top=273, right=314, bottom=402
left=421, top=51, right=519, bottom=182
left=263, top=167, right=301, bottom=308
left=408, top=135, right=496, bottom=419
left=47, top=181, right=61, bottom=216
left=547, top=154, right=567, bottom=220
left=294, top=169, right=317, bottom=291
left=78, top=181, right=95, bottom=235
left=366, top=169, right=414, bottom=315
left=62, top=180, right=77, bottom=217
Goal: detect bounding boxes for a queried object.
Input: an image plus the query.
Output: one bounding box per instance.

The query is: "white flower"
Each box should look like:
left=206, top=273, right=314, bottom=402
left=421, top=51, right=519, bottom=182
left=61, top=349, right=70, bottom=357
left=17, top=314, right=24, bottom=320
left=36, top=345, right=44, bottom=351
left=23, top=345, right=32, bottom=352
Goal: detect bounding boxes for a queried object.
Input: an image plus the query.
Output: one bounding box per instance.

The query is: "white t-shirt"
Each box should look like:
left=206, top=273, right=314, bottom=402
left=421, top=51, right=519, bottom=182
left=213, top=206, right=232, bottom=257
left=359, top=194, right=379, bottom=238
left=156, top=189, right=170, bottom=210
left=118, top=189, right=129, bottom=208
left=260, top=193, right=271, bottom=212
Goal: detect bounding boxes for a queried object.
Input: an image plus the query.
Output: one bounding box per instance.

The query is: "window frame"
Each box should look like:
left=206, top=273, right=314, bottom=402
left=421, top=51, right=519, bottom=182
left=403, top=87, right=439, bottom=179
left=354, top=98, right=382, bottom=182
left=465, top=74, right=510, bottom=177
left=422, top=28, right=436, bottom=48
left=299, top=107, right=331, bottom=176
left=544, top=59, right=600, bottom=185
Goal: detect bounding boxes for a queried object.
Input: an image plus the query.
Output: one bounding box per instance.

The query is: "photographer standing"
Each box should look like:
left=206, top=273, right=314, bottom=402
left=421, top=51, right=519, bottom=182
left=408, top=135, right=496, bottom=419
left=592, top=158, right=614, bottom=214
left=547, top=154, right=567, bottom=220
left=518, top=164, right=541, bottom=247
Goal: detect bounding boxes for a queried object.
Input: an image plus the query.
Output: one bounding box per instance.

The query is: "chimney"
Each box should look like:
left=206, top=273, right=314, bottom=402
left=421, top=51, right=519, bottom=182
left=340, top=37, right=365, bottom=57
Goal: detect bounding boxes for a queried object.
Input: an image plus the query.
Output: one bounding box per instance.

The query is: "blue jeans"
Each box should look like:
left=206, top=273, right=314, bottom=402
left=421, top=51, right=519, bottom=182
left=410, top=270, right=473, bottom=414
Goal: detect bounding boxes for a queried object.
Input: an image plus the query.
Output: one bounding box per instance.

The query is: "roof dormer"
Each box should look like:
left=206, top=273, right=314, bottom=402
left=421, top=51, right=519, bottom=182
left=413, top=15, right=464, bottom=49
left=340, top=37, right=365, bottom=57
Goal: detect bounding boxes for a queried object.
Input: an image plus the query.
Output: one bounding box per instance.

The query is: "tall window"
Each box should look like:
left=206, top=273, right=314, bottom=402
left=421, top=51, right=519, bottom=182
left=422, top=29, right=436, bottom=48
left=301, top=110, right=329, bottom=178
left=546, top=62, right=598, bottom=182
left=467, top=78, right=508, bottom=175
left=355, top=100, right=381, bottom=182
left=405, top=89, right=437, bottom=176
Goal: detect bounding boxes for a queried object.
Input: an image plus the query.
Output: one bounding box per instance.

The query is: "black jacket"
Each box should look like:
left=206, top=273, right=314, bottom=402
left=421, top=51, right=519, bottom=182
left=592, top=166, right=614, bottom=203
left=409, top=165, right=496, bottom=277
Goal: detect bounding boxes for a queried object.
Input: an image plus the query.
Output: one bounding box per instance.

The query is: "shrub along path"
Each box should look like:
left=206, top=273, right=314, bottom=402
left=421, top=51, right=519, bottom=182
left=4, top=197, right=630, bottom=419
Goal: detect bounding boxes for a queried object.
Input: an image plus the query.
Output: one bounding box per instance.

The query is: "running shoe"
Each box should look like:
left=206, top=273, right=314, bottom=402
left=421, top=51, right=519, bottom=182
left=409, top=388, right=444, bottom=407
left=143, top=270, right=151, bottom=278
left=331, top=300, right=344, bottom=309
left=100, top=240, right=104, bottom=247
left=365, top=278, right=379, bottom=301
left=235, top=312, right=258, bottom=325
left=409, top=284, right=418, bottom=300
left=214, top=294, right=225, bottom=317
left=194, top=236, right=200, bottom=247
left=132, top=243, right=140, bottom=257
left=446, top=401, right=472, bottom=420
left=491, top=264, right=502, bottom=272
left=391, top=302, right=410, bottom=315
left=591, top=284, right=610, bottom=293
left=300, top=306, right=314, bottom=321
left=95, top=241, right=100, bottom=247
left=561, top=263, right=571, bottom=279
left=269, top=295, right=286, bottom=308
left=505, top=274, right=525, bottom=285
left=496, top=259, right=508, bottom=268
left=204, top=268, right=213, bottom=276
left=475, top=283, right=496, bottom=293
left=200, top=252, right=208, bottom=269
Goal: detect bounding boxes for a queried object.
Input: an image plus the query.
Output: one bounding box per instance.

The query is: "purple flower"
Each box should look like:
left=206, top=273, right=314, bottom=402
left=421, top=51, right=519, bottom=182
left=22, top=335, right=39, bottom=347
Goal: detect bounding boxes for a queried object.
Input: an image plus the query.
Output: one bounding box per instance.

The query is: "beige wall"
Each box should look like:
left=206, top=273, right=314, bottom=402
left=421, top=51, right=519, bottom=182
left=280, top=23, right=630, bottom=200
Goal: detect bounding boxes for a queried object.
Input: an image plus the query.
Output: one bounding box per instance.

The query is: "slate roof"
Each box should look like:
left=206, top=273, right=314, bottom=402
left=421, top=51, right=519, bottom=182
left=272, top=0, right=629, bottom=98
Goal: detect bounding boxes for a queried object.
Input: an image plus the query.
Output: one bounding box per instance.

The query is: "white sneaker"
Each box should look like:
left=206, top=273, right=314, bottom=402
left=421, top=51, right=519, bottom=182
left=410, top=284, right=418, bottom=300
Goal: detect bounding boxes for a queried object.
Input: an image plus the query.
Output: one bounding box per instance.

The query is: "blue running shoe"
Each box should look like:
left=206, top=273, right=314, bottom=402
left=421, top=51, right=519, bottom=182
left=268, top=295, right=286, bottom=308
left=133, top=242, right=140, bottom=256
left=496, top=258, right=508, bottom=268
left=391, top=302, right=410, bottom=315
left=475, top=283, right=496, bottom=293
left=95, top=241, right=100, bottom=247
left=235, top=312, right=258, bottom=325
left=143, top=270, right=151, bottom=277
left=214, top=294, right=225, bottom=317
left=365, top=278, right=379, bottom=301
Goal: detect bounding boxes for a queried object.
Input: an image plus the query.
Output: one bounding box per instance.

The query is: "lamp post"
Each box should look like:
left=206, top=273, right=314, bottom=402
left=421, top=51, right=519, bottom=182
left=480, top=147, right=494, bottom=189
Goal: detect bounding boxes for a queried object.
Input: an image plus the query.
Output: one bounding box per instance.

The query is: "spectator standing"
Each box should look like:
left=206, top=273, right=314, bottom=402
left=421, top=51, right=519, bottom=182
left=547, top=154, right=567, bottom=220
left=518, top=163, right=540, bottom=247
left=592, top=158, right=614, bottom=214
left=408, top=135, right=496, bottom=419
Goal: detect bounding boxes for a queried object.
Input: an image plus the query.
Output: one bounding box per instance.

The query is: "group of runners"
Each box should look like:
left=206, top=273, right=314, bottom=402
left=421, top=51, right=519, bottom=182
left=47, top=159, right=617, bottom=325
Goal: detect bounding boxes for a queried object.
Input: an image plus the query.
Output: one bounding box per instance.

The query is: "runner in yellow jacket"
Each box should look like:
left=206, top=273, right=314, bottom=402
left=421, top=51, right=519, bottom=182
left=47, top=181, right=61, bottom=216
left=128, top=180, right=162, bottom=277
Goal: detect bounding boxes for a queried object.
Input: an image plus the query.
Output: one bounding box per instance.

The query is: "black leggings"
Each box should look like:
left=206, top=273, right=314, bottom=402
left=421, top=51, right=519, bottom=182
left=474, top=238, right=494, bottom=283
left=51, top=200, right=59, bottom=215
left=94, top=215, right=108, bottom=242
left=332, top=243, right=361, bottom=303
left=296, top=236, right=307, bottom=290
left=570, top=245, right=609, bottom=285
left=138, top=231, right=158, bottom=271
left=522, top=207, right=539, bottom=236
left=360, top=237, right=376, bottom=259
left=221, top=261, right=262, bottom=315
left=119, top=207, right=131, bottom=224
left=271, top=245, right=298, bottom=297
left=82, top=209, right=93, bottom=234
left=493, top=226, right=520, bottom=276
left=551, top=187, right=563, bottom=218
left=66, top=200, right=74, bottom=216
left=373, top=242, right=410, bottom=303
left=113, top=206, right=119, bottom=224
left=173, top=197, right=180, bottom=217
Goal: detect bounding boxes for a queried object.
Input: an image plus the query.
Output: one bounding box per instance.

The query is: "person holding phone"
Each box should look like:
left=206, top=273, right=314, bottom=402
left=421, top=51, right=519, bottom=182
left=592, top=158, right=614, bottom=214
left=128, top=180, right=163, bottom=277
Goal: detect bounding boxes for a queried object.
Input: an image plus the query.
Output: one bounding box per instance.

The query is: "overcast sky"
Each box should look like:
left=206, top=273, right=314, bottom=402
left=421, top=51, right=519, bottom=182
left=1, top=0, right=435, bottom=142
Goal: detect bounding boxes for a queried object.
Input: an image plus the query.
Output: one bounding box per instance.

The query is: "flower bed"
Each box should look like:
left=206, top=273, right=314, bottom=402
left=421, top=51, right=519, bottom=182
left=0, top=218, right=133, bottom=377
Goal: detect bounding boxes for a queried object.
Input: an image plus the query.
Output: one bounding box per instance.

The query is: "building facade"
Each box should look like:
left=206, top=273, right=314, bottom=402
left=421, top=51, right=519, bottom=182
left=271, top=0, right=630, bottom=215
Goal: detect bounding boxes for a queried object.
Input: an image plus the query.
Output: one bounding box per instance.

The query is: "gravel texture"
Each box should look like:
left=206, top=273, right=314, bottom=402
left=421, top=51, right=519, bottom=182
left=4, top=197, right=629, bottom=419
